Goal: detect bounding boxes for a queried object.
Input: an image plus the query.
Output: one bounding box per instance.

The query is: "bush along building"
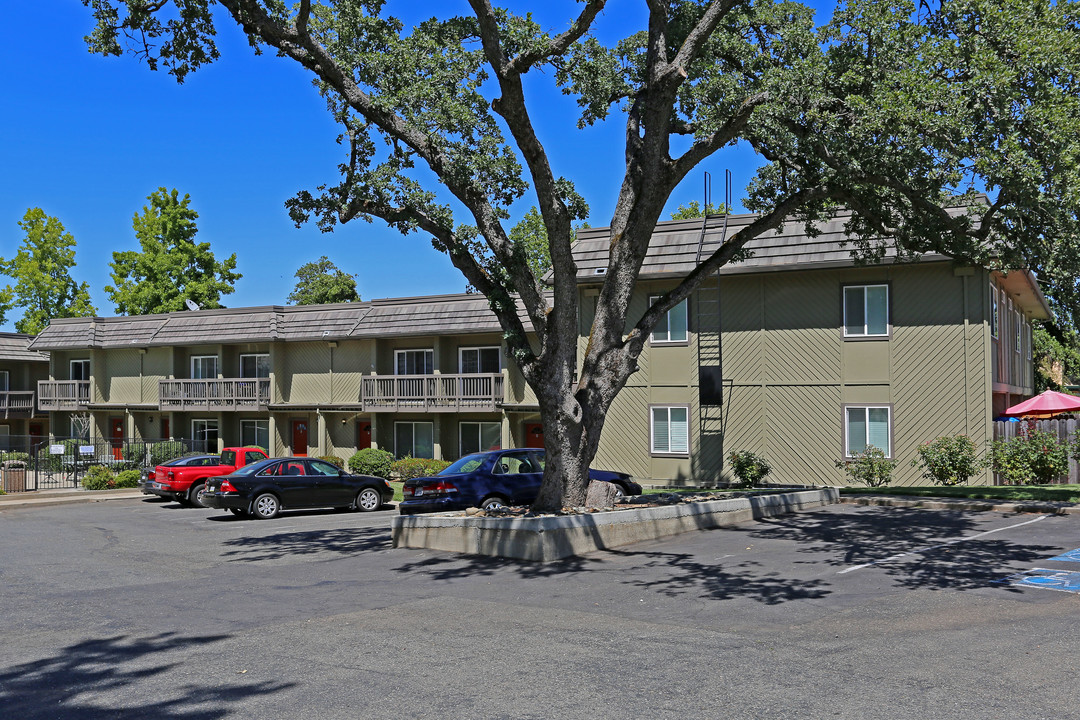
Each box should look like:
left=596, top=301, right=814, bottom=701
left=28, top=209, right=1048, bottom=486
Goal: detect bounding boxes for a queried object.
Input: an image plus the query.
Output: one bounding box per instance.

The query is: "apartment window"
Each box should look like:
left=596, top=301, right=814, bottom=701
left=1014, top=311, right=1022, bottom=354
left=990, top=283, right=999, bottom=339
left=460, top=421, right=502, bottom=456
left=649, top=295, right=688, bottom=344
left=395, top=421, right=434, bottom=458
left=843, top=284, right=889, bottom=337
left=651, top=405, right=689, bottom=455
left=240, top=419, right=269, bottom=450
left=395, top=349, right=434, bottom=375
left=70, top=359, right=90, bottom=381
left=0, top=370, right=8, bottom=392
left=191, top=355, right=219, bottom=379
left=192, top=419, right=220, bottom=453
left=844, top=405, right=891, bottom=457
left=459, top=347, right=501, bottom=374
left=240, top=353, right=270, bottom=378
left=1025, top=323, right=1032, bottom=360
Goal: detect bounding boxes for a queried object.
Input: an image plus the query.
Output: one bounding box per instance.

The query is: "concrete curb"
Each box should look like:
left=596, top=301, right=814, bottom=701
left=840, top=494, right=1080, bottom=515
left=0, top=490, right=145, bottom=508
left=392, top=487, right=840, bottom=562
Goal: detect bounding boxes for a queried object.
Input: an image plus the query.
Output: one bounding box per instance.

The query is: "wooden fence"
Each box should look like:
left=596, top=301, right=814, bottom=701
left=992, top=418, right=1079, bottom=484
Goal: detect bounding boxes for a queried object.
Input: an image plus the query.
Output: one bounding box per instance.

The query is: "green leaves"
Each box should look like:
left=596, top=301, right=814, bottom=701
left=105, top=188, right=241, bottom=315
left=287, top=256, right=360, bottom=305
left=0, top=208, right=97, bottom=335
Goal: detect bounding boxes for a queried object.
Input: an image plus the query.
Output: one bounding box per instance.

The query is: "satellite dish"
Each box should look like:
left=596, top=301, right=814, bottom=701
left=185, top=299, right=201, bottom=311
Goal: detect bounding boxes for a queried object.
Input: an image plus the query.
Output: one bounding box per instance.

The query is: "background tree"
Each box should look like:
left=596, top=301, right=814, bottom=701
left=0, top=208, right=97, bottom=334
left=106, top=188, right=241, bottom=315
left=85, top=0, right=1080, bottom=510
left=287, top=256, right=360, bottom=305
left=509, top=207, right=552, bottom=279
left=669, top=201, right=730, bottom=220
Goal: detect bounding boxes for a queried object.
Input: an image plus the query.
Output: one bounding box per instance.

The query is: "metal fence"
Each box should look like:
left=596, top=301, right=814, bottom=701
left=0, top=435, right=206, bottom=492
left=992, top=418, right=1079, bottom=484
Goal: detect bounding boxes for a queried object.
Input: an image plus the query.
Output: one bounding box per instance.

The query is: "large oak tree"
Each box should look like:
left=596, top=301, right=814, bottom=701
left=83, top=0, right=1080, bottom=510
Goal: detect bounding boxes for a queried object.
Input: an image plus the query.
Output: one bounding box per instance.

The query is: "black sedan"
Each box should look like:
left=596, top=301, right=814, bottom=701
left=398, top=448, right=641, bottom=515
left=202, top=457, right=394, bottom=519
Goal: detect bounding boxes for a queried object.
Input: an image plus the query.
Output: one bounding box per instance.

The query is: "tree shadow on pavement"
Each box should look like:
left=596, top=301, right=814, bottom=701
left=747, top=507, right=1061, bottom=591
left=0, top=631, right=294, bottom=719
left=219, top=527, right=391, bottom=562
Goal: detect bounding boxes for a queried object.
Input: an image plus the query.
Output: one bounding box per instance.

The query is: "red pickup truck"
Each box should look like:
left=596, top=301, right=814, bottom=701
left=148, top=447, right=268, bottom=507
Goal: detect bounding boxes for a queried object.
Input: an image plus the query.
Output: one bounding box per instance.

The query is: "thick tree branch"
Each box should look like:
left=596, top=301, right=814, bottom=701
left=506, top=0, right=607, bottom=75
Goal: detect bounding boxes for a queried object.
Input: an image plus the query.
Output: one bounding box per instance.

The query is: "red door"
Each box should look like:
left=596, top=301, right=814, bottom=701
left=357, top=421, right=372, bottom=450
left=29, top=423, right=43, bottom=442
left=292, top=420, right=308, bottom=457
left=110, top=418, right=124, bottom=460
left=525, top=423, right=544, bottom=449
left=160, top=417, right=170, bottom=441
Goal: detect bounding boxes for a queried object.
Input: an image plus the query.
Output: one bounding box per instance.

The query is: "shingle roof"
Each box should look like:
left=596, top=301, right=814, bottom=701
left=0, top=333, right=49, bottom=362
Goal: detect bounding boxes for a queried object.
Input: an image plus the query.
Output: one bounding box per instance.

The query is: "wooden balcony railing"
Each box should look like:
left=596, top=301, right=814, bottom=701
left=159, top=378, right=271, bottom=410
left=37, top=381, right=90, bottom=411
left=0, top=391, right=36, bottom=418
left=360, top=373, right=504, bottom=412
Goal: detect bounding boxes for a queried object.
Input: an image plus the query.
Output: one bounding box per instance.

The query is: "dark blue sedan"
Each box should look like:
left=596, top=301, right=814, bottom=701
left=398, top=449, right=640, bottom=515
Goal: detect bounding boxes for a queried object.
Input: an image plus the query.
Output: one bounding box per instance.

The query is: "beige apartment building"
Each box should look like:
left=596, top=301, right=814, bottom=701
left=28, top=210, right=1047, bottom=486
left=0, top=333, right=50, bottom=447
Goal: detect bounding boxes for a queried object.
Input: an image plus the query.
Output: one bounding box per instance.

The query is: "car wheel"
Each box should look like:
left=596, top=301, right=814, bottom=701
left=612, top=483, right=627, bottom=499
left=480, top=496, right=507, bottom=511
left=252, top=493, right=280, bottom=520
left=355, top=487, right=381, bottom=512
left=228, top=508, right=247, bottom=517
left=189, top=483, right=207, bottom=508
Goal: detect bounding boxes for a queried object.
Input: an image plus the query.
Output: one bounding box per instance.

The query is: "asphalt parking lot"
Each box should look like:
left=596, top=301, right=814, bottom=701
left=1, top=497, right=1077, bottom=719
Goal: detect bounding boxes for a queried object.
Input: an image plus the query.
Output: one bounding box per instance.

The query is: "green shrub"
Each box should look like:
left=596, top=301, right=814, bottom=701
left=992, top=422, right=1070, bottom=485
left=349, top=448, right=394, bottom=478
left=114, top=469, right=142, bottom=488
left=910, top=435, right=986, bottom=486
left=391, top=457, right=452, bottom=480
left=81, top=465, right=116, bottom=490
left=129, top=440, right=189, bottom=467
left=316, top=455, right=345, bottom=469
left=835, top=446, right=895, bottom=487
left=37, top=439, right=84, bottom=472
left=727, top=450, right=772, bottom=487
left=0, top=451, right=29, bottom=464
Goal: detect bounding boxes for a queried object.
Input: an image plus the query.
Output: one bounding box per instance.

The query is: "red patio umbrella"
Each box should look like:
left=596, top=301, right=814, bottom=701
left=1003, top=389, right=1080, bottom=418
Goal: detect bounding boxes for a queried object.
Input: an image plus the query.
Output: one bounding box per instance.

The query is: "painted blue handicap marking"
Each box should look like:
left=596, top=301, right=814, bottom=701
left=1003, top=568, right=1080, bottom=594
left=1045, top=548, right=1080, bottom=563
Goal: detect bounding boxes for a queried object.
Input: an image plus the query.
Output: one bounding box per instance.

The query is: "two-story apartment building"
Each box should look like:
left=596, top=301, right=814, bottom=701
left=29, top=294, right=542, bottom=461
left=0, top=333, right=49, bottom=448
left=572, top=210, right=1048, bottom=486
left=28, top=208, right=1048, bottom=486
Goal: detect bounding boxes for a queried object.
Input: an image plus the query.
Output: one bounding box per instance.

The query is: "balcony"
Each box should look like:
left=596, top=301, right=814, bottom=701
left=360, top=373, right=504, bottom=412
left=0, top=391, right=37, bottom=418
left=159, top=378, right=271, bottom=410
left=38, top=381, right=90, bottom=411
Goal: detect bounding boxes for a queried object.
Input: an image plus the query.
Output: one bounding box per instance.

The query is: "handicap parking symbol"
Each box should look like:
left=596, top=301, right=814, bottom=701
left=1003, top=568, right=1080, bottom=594
left=1045, top=548, right=1080, bottom=563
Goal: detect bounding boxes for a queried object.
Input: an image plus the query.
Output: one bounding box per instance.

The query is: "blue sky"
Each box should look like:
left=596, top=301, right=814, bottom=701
left=0, top=1, right=833, bottom=330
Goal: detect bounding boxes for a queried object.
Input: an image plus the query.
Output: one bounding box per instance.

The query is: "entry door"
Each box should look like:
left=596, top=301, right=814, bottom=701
left=110, top=418, right=124, bottom=460
left=524, top=423, right=544, bottom=449
left=357, top=422, right=372, bottom=450
left=292, top=420, right=308, bottom=457
left=160, top=417, right=170, bottom=441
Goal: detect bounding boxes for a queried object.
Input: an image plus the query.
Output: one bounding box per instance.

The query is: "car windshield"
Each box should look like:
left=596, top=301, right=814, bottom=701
left=440, top=454, right=488, bottom=474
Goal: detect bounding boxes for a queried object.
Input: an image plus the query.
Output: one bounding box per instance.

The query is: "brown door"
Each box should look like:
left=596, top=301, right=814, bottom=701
left=110, top=418, right=124, bottom=460
left=525, top=423, right=544, bottom=449
left=357, top=421, right=372, bottom=450
left=29, top=423, right=43, bottom=442
left=292, top=420, right=308, bottom=457
left=160, top=417, right=170, bottom=441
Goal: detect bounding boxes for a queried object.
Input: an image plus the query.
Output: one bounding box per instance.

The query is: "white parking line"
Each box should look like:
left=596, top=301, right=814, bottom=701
left=837, top=515, right=1050, bottom=575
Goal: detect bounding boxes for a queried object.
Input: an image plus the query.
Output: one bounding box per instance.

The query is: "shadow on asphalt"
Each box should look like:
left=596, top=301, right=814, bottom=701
left=219, top=526, right=391, bottom=561
left=0, top=631, right=294, bottom=719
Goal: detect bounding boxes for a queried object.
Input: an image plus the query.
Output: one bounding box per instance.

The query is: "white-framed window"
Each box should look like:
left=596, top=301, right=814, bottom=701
left=192, top=419, right=220, bottom=453
left=240, top=353, right=270, bottom=378
left=649, top=295, right=688, bottom=344
left=395, top=421, right=434, bottom=458
left=0, top=370, right=8, bottom=392
left=460, top=421, right=502, bottom=456
left=70, top=359, right=90, bottom=381
left=240, top=419, right=269, bottom=449
left=843, top=284, right=889, bottom=337
left=1025, top=323, right=1032, bottom=361
left=1014, top=311, right=1022, bottom=354
left=459, top=347, right=501, bottom=374
left=990, top=283, right=999, bottom=339
left=650, top=405, right=689, bottom=455
left=191, top=355, right=219, bottom=379
left=844, top=405, right=892, bottom=458
left=395, top=349, right=434, bottom=375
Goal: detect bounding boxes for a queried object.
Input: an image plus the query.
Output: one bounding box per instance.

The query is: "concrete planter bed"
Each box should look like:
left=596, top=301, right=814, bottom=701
left=391, top=487, right=840, bottom=562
